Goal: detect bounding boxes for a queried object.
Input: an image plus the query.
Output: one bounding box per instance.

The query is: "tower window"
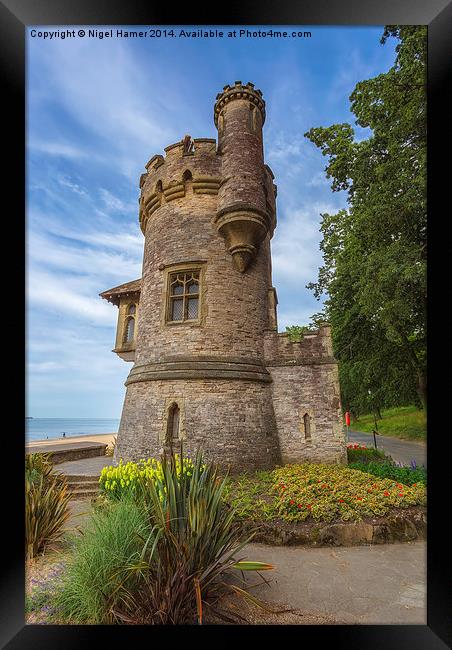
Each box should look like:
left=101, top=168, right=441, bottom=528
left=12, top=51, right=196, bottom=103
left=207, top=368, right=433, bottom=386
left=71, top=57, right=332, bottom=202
left=166, top=403, right=180, bottom=442
left=303, top=413, right=312, bottom=441
left=167, top=270, right=200, bottom=323
left=123, top=303, right=137, bottom=345
left=248, top=104, right=258, bottom=134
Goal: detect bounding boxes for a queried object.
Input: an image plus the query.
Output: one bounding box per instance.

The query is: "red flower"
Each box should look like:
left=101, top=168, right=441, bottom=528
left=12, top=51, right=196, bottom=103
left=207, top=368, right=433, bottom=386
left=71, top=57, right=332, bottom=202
left=290, top=500, right=295, bottom=505
left=339, top=499, right=345, bottom=503
left=307, top=504, right=312, bottom=509
left=297, top=504, right=302, bottom=509
left=356, top=497, right=362, bottom=501
left=398, top=493, right=404, bottom=497
left=413, top=483, right=417, bottom=487
left=384, top=491, right=390, bottom=496
left=322, top=484, right=327, bottom=488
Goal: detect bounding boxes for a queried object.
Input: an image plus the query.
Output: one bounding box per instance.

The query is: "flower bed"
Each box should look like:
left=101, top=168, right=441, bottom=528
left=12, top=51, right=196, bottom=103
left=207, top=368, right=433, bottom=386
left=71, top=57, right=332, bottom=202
left=223, top=463, right=426, bottom=524
left=99, top=454, right=203, bottom=502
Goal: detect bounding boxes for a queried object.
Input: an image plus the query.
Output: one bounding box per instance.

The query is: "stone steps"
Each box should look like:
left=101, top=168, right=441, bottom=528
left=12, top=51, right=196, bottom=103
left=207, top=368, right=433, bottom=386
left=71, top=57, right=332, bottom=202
left=66, top=475, right=101, bottom=500
left=70, top=488, right=100, bottom=500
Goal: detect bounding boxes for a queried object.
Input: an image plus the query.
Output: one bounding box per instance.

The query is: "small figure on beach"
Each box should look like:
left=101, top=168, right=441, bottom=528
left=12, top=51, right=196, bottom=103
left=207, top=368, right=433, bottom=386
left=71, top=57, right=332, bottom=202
left=62, top=432, right=66, bottom=438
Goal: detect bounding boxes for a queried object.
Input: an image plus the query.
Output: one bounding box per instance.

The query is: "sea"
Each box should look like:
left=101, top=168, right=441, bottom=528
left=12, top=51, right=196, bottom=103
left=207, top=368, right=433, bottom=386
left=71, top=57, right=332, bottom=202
left=25, top=418, right=120, bottom=442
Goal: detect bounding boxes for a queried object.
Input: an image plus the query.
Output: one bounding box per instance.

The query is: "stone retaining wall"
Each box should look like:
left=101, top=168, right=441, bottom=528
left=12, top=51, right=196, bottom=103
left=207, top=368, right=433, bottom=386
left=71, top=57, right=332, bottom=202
left=240, top=507, right=427, bottom=547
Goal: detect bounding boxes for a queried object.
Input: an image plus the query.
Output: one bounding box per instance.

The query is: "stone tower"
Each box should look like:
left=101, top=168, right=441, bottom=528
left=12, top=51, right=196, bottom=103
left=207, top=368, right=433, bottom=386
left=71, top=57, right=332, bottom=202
left=100, top=82, right=346, bottom=472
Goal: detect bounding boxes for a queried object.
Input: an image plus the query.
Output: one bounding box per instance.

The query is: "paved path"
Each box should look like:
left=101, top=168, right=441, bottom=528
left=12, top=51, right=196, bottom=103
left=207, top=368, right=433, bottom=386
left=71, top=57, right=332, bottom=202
left=64, top=500, right=426, bottom=625
left=241, top=541, right=426, bottom=624
left=57, top=456, right=113, bottom=476
left=348, top=430, right=426, bottom=467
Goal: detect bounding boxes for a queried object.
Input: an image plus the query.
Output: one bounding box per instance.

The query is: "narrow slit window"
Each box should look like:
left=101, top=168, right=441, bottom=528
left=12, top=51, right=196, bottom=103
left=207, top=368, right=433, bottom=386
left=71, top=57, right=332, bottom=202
left=303, top=413, right=311, bottom=441
left=167, top=270, right=200, bottom=322
left=167, top=404, right=180, bottom=442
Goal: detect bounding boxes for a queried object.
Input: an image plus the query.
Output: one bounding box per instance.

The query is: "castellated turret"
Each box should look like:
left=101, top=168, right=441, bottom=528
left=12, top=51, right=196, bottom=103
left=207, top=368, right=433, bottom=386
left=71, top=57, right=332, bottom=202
left=100, top=82, right=346, bottom=472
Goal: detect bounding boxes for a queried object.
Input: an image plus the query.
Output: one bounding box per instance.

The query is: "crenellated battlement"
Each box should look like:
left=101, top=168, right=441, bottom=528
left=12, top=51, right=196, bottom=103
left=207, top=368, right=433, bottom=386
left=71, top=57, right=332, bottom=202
left=214, top=81, right=266, bottom=126
left=264, top=324, right=336, bottom=366
left=138, top=136, right=222, bottom=234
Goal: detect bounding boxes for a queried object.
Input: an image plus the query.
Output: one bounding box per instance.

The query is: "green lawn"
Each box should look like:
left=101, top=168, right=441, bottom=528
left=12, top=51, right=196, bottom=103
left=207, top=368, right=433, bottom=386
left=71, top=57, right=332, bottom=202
left=351, top=406, right=426, bottom=442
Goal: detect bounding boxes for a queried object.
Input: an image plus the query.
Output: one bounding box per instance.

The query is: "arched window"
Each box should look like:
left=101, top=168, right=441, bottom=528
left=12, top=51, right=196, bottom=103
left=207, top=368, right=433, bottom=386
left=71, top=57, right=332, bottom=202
left=166, top=403, right=180, bottom=442
left=183, top=169, right=193, bottom=194
left=303, top=413, right=311, bottom=441
left=167, top=270, right=200, bottom=322
left=124, top=317, right=135, bottom=344
left=122, top=303, right=136, bottom=345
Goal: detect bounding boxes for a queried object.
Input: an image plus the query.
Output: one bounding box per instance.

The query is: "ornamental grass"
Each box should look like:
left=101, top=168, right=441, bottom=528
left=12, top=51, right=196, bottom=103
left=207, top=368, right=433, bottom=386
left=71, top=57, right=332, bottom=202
left=57, top=449, right=273, bottom=625
left=25, top=453, right=71, bottom=560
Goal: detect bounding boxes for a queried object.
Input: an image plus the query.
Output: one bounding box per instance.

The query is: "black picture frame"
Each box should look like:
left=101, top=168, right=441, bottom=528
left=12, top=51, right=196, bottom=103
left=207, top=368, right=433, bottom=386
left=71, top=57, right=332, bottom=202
left=2, top=0, right=450, bottom=647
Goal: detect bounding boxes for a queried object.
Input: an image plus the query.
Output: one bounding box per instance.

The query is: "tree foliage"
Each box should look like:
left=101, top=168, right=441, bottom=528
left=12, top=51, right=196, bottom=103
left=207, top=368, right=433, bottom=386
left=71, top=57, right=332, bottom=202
left=304, top=26, right=427, bottom=414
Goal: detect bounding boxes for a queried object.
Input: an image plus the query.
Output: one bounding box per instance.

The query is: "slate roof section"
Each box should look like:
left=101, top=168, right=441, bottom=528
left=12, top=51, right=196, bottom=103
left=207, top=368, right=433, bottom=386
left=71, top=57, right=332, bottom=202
left=99, top=278, right=142, bottom=306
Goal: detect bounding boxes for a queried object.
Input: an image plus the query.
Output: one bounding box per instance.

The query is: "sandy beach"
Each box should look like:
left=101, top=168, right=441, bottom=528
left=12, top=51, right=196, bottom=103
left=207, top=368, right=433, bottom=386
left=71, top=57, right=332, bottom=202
left=27, top=433, right=117, bottom=448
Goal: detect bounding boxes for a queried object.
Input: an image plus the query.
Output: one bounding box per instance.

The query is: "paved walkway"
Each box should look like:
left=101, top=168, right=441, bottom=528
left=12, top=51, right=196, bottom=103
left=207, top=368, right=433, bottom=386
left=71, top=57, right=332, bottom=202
left=348, top=430, right=426, bottom=467
left=63, top=498, right=427, bottom=626
left=57, top=456, right=113, bottom=476
left=241, top=541, right=426, bottom=624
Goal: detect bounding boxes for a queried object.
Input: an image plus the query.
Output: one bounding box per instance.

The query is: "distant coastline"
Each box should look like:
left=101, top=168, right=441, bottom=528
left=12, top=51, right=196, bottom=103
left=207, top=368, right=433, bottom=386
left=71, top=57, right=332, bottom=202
left=25, top=418, right=120, bottom=442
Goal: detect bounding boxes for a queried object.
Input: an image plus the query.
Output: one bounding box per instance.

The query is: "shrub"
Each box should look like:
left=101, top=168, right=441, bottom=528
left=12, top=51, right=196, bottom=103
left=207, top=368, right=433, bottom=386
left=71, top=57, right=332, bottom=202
left=346, top=443, right=391, bottom=464
left=25, top=454, right=71, bottom=560
left=348, top=460, right=427, bottom=486
left=57, top=450, right=272, bottom=625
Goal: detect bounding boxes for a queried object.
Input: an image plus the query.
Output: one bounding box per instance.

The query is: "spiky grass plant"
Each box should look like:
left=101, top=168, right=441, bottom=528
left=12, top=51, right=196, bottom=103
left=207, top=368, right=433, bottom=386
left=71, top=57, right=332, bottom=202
left=56, top=448, right=273, bottom=624
left=25, top=453, right=71, bottom=559
left=105, top=449, right=273, bottom=624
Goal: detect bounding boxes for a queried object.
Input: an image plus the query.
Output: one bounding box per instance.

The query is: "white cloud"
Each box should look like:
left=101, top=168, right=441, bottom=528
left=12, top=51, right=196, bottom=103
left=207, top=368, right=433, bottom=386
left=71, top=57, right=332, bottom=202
left=271, top=202, right=337, bottom=286
left=27, top=268, right=117, bottom=325
left=58, top=175, right=88, bottom=196
left=99, top=188, right=136, bottom=214
left=28, top=139, right=92, bottom=160
left=29, top=38, right=177, bottom=180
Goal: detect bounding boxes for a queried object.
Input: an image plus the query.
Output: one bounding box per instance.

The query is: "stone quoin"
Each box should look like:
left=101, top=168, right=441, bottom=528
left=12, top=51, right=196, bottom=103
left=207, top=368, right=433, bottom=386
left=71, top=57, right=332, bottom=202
left=100, top=81, right=346, bottom=471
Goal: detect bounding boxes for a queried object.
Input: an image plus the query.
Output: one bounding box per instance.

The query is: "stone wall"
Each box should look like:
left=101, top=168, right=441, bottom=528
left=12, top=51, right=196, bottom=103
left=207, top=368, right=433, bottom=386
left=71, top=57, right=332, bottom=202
left=264, top=326, right=346, bottom=465
left=268, top=363, right=346, bottom=465
left=114, top=378, right=280, bottom=473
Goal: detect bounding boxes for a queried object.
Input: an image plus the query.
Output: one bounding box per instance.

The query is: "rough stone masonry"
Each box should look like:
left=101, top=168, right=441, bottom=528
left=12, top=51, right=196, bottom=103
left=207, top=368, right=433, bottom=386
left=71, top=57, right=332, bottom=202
left=100, top=81, right=347, bottom=472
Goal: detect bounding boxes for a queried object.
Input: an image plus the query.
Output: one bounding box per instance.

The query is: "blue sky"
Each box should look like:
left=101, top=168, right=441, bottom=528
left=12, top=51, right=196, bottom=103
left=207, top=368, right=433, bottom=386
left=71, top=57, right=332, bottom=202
left=26, top=25, right=397, bottom=418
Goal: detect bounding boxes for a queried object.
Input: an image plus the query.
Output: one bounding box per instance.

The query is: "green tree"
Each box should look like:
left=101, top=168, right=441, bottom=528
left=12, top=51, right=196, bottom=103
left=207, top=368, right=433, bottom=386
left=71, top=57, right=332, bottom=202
left=305, top=26, right=427, bottom=411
